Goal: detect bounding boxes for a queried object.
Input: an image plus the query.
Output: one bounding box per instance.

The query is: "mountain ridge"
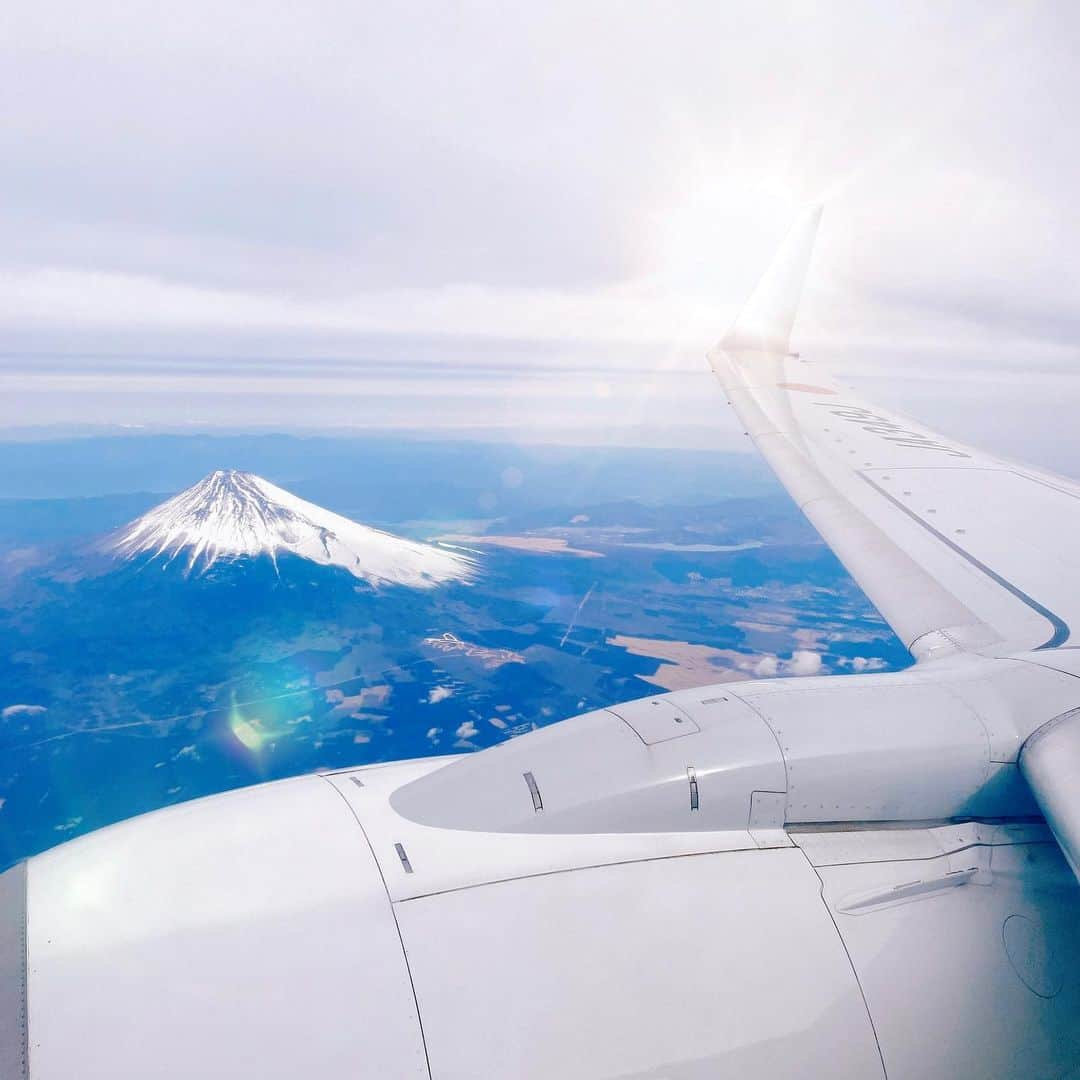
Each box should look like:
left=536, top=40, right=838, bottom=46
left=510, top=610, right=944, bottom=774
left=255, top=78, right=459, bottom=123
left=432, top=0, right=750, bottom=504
left=103, top=469, right=474, bottom=588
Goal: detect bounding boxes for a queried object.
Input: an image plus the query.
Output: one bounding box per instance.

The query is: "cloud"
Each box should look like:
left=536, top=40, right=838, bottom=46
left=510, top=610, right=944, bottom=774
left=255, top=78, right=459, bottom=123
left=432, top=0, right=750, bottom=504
left=3, top=4, right=1080, bottom=442
left=455, top=720, right=479, bottom=740
left=2, top=703, right=47, bottom=719
left=751, top=650, right=825, bottom=678
left=427, top=685, right=453, bottom=704
left=783, top=650, right=824, bottom=677
left=425, top=727, right=441, bottom=743
left=843, top=656, right=890, bottom=673
left=753, top=655, right=779, bottom=677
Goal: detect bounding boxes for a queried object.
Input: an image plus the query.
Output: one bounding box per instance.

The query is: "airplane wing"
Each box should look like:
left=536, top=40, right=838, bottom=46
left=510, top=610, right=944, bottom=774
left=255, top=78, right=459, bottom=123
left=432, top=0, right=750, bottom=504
left=709, top=207, right=1080, bottom=661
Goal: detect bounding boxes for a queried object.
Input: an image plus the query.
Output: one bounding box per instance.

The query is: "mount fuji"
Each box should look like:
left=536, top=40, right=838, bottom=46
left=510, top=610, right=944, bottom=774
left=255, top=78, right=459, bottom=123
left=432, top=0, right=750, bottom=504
left=103, top=469, right=474, bottom=588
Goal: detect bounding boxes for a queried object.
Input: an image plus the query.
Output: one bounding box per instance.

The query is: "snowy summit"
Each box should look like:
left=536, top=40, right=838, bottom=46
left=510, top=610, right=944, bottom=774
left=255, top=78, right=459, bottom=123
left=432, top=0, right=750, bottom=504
left=106, top=470, right=474, bottom=587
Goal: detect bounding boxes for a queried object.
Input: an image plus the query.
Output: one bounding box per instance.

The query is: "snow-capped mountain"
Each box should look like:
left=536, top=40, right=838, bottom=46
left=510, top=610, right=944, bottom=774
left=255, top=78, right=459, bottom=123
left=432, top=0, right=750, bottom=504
left=104, top=470, right=474, bottom=587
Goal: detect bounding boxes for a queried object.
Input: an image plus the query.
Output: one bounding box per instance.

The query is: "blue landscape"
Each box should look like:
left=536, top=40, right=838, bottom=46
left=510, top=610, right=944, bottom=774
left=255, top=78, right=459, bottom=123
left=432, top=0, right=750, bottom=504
left=0, top=432, right=909, bottom=870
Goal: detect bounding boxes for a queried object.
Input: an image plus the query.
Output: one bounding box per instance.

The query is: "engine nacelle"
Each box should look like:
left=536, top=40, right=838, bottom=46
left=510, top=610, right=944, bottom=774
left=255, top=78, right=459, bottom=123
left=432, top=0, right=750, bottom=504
left=392, top=653, right=1080, bottom=838
left=1022, top=707, right=1080, bottom=883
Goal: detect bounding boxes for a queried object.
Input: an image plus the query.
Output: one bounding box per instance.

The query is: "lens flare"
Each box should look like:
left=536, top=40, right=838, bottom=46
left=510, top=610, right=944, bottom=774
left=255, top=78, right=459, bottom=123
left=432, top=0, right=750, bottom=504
left=225, top=689, right=308, bottom=763
left=229, top=709, right=267, bottom=753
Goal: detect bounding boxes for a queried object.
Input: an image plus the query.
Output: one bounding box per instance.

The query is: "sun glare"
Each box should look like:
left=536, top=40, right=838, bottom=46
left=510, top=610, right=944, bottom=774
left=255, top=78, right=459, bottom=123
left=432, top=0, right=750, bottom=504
left=646, top=175, right=804, bottom=291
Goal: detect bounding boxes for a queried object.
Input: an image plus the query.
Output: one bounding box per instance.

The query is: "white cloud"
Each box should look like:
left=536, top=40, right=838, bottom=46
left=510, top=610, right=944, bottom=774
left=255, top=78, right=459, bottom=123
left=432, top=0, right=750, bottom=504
left=427, top=685, right=453, bottom=704
left=844, top=656, right=890, bottom=673
left=753, top=655, right=779, bottom=677
left=783, top=650, right=825, bottom=677
left=3, top=3, right=1080, bottom=446
left=2, top=703, right=47, bottom=719
left=425, top=727, right=441, bottom=742
left=455, top=720, right=479, bottom=740
left=750, top=650, right=826, bottom=678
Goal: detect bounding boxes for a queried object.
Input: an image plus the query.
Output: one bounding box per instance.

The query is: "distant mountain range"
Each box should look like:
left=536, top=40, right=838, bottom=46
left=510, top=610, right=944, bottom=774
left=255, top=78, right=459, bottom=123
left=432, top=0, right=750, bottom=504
left=102, top=470, right=475, bottom=588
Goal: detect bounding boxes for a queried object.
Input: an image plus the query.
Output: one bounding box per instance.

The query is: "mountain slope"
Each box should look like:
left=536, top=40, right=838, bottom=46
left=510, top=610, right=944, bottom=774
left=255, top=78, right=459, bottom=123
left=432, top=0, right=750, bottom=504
left=104, top=470, right=474, bottom=587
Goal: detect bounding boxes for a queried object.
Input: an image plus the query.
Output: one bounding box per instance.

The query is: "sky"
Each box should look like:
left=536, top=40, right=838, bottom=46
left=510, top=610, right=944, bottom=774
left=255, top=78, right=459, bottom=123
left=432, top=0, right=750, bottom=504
left=4, top=2, right=1080, bottom=461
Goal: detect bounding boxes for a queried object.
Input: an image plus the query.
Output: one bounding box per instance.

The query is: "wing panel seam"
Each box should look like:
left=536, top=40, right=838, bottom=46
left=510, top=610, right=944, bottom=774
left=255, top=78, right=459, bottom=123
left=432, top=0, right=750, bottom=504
left=794, top=846, right=888, bottom=1078
left=858, top=473, right=1069, bottom=650
left=322, top=778, right=433, bottom=1079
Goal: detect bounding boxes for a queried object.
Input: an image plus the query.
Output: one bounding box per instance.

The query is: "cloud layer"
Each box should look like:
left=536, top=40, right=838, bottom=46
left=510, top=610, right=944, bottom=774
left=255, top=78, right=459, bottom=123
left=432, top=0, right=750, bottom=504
left=4, top=2, right=1080, bottom=442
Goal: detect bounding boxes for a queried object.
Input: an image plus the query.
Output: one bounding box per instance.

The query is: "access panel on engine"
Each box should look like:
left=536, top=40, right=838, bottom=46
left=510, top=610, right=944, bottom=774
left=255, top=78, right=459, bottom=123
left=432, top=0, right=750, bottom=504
left=606, top=697, right=700, bottom=744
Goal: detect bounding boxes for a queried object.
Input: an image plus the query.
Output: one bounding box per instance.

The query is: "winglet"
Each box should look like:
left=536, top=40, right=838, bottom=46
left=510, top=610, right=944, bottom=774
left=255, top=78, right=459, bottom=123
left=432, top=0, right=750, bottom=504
left=718, top=204, right=822, bottom=356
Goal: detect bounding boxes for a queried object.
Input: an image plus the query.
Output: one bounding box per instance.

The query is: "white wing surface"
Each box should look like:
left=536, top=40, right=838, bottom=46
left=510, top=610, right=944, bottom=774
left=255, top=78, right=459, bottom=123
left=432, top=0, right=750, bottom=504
left=710, top=209, right=1080, bottom=661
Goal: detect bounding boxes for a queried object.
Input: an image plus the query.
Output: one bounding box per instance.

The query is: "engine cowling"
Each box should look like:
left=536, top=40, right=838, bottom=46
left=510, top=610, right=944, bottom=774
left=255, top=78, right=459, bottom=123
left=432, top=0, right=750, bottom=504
left=1021, top=707, right=1080, bottom=884
left=392, top=656, right=1062, bottom=838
